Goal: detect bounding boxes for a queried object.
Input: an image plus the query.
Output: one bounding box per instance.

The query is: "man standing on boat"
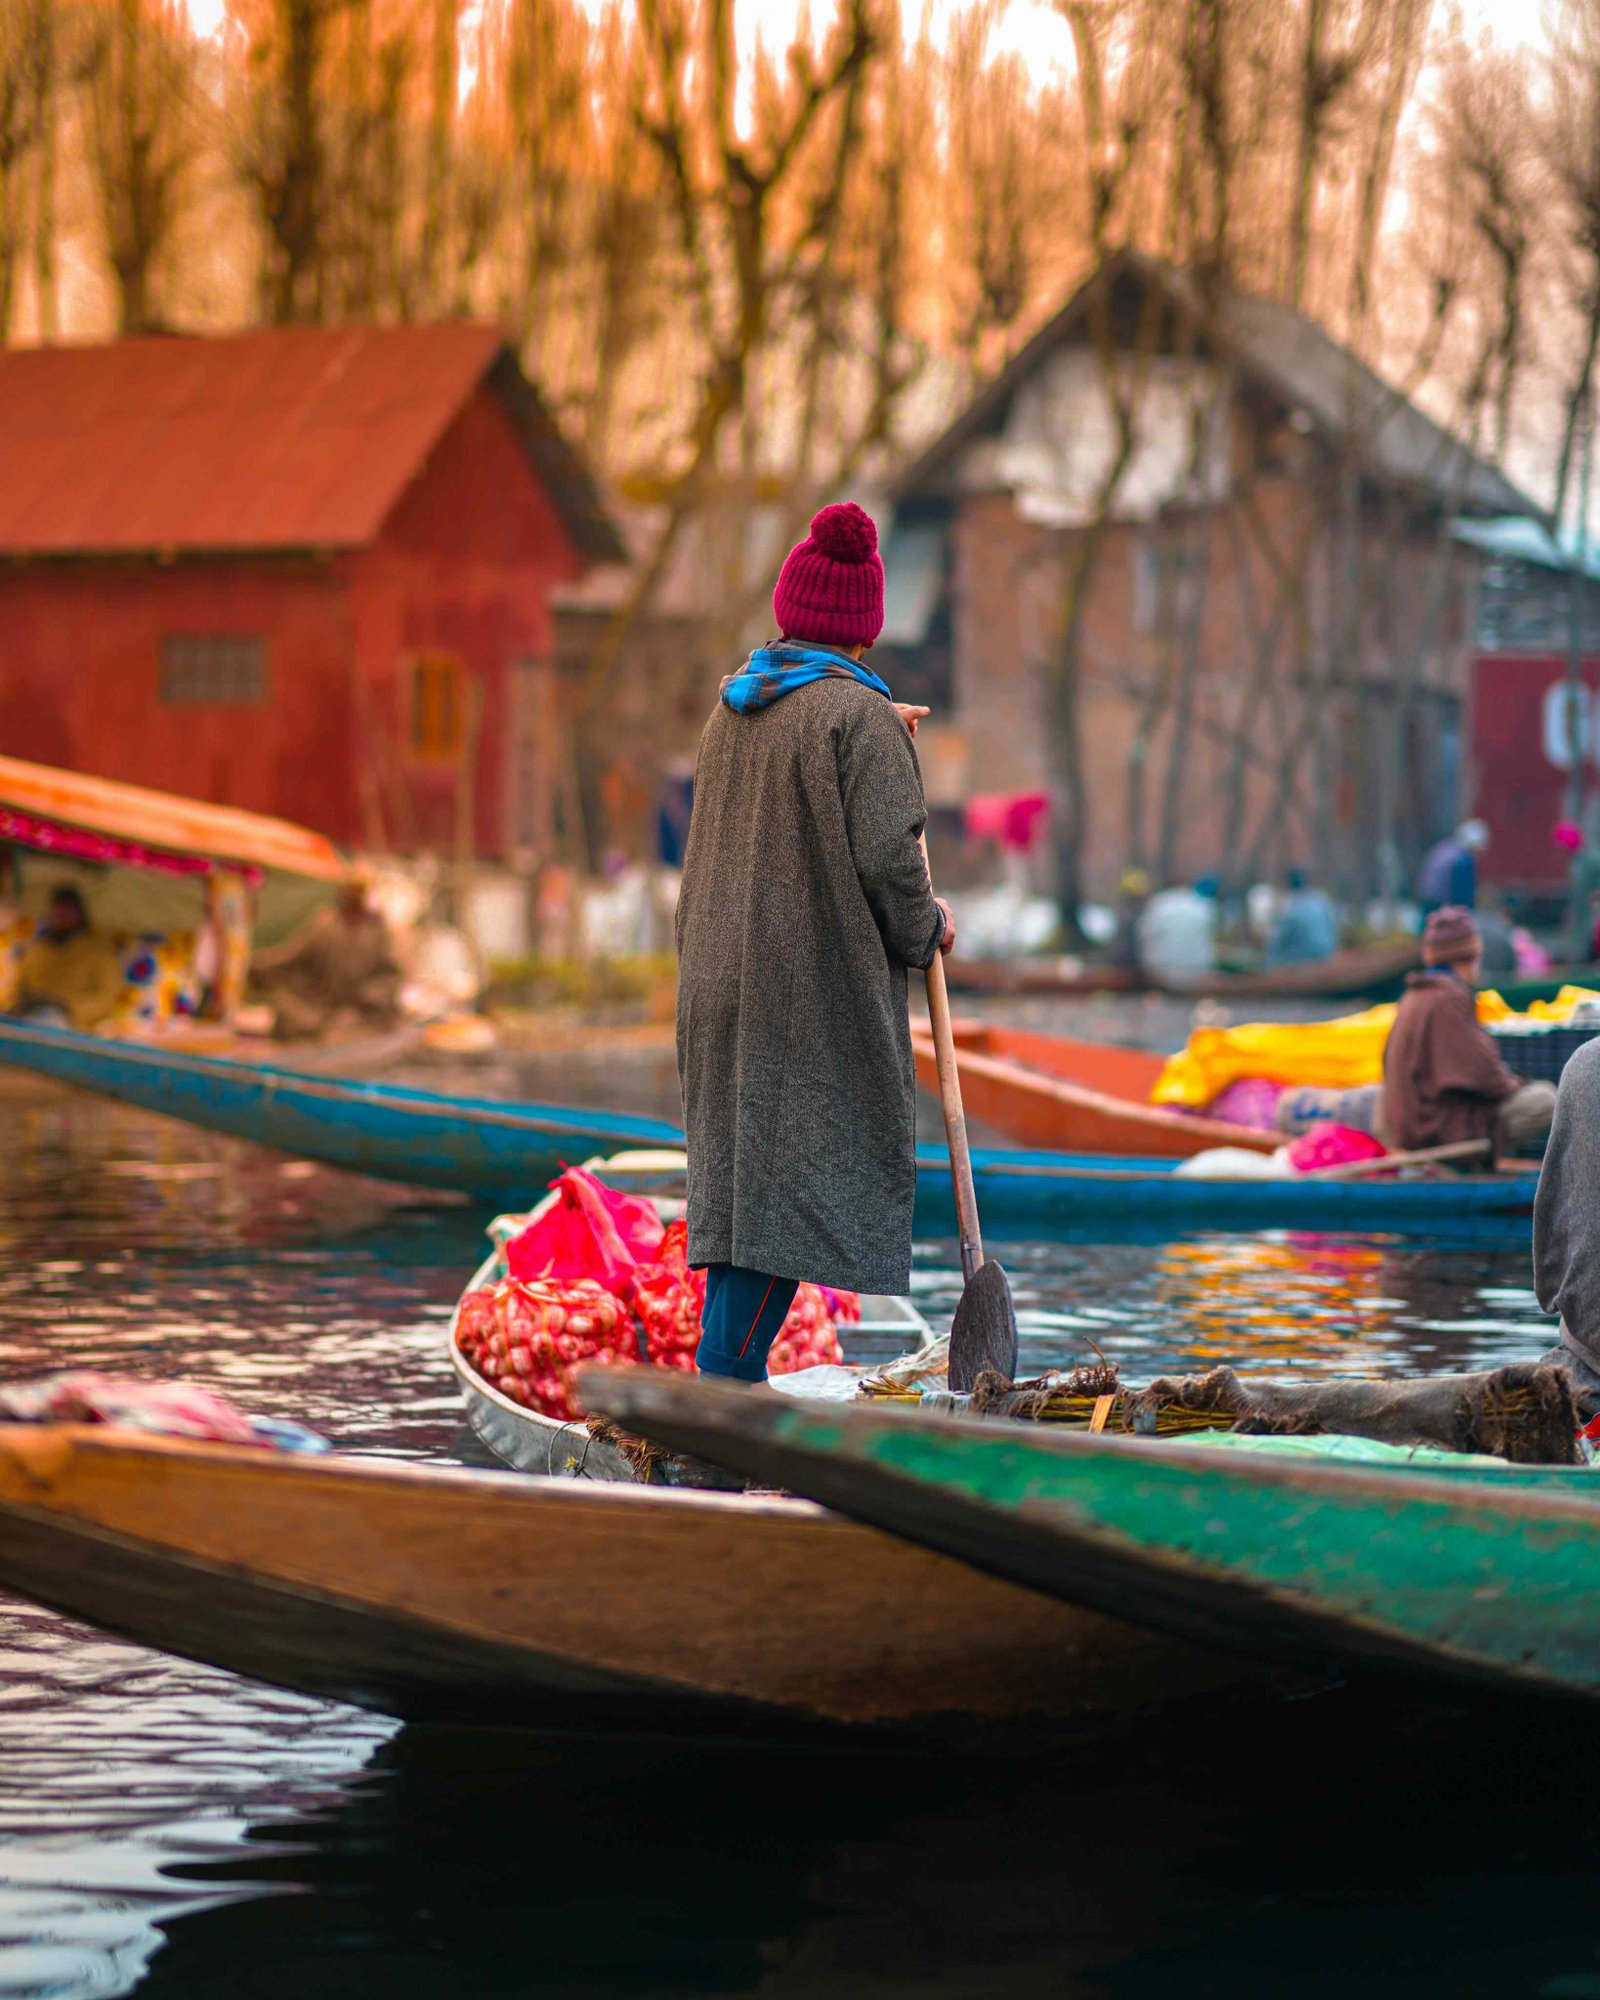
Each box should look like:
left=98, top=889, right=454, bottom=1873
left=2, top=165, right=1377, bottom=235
left=675, top=502, right=954, bottom=1381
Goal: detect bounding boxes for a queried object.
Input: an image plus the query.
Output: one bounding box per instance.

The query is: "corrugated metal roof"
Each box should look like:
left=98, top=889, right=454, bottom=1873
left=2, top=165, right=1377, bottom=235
left=1454, top=515, right=1600, bottom=582
left=0, top=323, right=624, bottom=562
left=895, top=250, right=1536, bottom=519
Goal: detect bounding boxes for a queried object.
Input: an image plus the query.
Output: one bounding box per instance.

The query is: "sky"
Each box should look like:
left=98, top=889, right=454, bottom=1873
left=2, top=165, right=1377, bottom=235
left=178, top=0, right=1554, bottom=59
left=179, top=0, right=1550, bottom=94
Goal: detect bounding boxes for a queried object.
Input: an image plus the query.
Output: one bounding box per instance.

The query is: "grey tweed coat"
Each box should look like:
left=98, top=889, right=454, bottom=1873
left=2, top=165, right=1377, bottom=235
left=675, top=677, right=943, bottom=1295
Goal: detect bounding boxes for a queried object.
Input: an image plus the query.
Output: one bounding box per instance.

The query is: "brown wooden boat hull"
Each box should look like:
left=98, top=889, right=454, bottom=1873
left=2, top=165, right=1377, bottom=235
left=0, top=1427, right=1262, bottom=1735
left=914, top=1023, right=1277, bottom=1158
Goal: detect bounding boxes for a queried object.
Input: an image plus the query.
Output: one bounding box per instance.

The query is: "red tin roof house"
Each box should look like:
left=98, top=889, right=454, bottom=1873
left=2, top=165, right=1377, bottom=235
left=0, top=323, right=623, bottom=859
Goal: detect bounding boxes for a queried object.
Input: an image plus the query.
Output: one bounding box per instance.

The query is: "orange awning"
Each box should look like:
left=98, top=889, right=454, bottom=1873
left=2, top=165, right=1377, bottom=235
left=0, top=755, right=346, bottom=883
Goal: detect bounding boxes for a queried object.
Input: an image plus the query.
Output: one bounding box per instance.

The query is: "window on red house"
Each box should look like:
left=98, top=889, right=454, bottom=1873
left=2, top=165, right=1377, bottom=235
left=160, top=635, right=267, bottom=704
left=409, top=654, right=464, bottom=761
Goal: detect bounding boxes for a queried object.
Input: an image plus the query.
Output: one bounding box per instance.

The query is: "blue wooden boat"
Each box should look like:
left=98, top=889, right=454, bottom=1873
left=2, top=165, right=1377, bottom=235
left=0, top=1018, right=1540, bottom=1231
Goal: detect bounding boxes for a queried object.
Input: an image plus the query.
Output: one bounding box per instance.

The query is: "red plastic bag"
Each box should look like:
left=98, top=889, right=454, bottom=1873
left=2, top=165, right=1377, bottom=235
left=506, top=1166, right=666, bottom=1297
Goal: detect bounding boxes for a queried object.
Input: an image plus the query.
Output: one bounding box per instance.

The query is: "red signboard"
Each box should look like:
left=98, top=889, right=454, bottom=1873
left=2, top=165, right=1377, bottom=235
left=1470, top=652, right=1600, bottom=888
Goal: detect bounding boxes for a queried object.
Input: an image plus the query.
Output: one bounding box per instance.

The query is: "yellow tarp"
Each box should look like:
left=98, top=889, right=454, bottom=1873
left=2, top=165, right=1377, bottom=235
left=1151, top=985, right=1600, bottom=1109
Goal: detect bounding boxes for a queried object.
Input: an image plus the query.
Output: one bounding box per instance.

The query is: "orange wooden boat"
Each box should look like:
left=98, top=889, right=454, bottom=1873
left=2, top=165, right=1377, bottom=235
left=910, top=1020, right=1278, bottom=1160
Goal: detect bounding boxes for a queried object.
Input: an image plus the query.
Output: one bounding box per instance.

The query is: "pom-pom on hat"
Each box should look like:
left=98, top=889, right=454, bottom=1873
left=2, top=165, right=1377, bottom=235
left=1422, top=906, right=1481, bottom=968
left=772, top=501, right=886, bottom=650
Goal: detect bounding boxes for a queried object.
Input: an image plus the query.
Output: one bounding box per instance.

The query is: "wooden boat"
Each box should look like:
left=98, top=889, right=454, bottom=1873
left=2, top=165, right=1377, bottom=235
left=0, top=1017, right=1539, bottom=1229
left=0, top=1423, right=1270, bottom=1734
left=942, top=938, right=1419, bottom=1005
left=1175, top=937, right=1420, bottom=1001
left=911, top=1020, right=1279, bottom=1159
left=0, top=1017, right=682, bottom=1195
left=450, top=1201, right=936, bottom=1481
left=942, top=957, right=1140, bottom=998
left=0, top=751, right=347, bottom=1029
left=590, top=1371, right=1600, bottom=1705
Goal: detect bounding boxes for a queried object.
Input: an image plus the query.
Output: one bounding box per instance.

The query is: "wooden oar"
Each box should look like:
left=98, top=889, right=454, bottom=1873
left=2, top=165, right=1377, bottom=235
left=920, top=839, right=1018, bottom=1392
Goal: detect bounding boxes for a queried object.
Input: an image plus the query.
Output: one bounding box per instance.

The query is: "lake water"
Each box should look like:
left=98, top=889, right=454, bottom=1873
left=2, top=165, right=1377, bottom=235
left=0, top=1065, right=1589, bottom=2000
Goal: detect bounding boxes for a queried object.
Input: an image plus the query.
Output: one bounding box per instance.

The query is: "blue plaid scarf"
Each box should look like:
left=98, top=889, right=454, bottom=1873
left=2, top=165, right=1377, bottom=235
left=720, top=642, right=891, bottom=715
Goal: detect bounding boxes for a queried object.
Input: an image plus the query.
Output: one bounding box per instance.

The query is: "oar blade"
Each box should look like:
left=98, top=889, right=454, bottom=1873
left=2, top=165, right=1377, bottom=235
left=949, top=1258, right=1018, bottom=1391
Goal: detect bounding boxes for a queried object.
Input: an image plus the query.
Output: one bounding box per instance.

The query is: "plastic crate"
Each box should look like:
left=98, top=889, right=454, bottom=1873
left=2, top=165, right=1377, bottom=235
left=1486, top=1025, right=1600, bottom=1082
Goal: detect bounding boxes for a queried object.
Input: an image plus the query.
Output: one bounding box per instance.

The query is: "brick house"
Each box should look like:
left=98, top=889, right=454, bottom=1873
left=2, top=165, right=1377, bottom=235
left=885, top=251, right=1537, bottom=900
left=0, top=324, right=623, bottom=862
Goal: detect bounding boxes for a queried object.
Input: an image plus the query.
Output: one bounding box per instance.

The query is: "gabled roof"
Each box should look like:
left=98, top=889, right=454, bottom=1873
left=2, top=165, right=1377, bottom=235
left=0, top=323, right=625, bottom=563
left=895, top=249, right=1536, bottom=519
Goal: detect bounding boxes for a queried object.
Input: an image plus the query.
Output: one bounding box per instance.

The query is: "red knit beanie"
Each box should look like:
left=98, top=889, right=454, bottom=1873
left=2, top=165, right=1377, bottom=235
left=1422, top=906, right=1481, bottom=967
left=772, top=502, right=885, bottom=649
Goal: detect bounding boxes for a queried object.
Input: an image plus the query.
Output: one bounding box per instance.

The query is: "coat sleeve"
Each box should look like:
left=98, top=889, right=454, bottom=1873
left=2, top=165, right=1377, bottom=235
left=837, top=699, right=944, bottom=969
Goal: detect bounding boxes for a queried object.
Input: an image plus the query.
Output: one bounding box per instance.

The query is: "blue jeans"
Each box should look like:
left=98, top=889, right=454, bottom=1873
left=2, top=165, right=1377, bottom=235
left=696, top=1264, right=799, bottom=1382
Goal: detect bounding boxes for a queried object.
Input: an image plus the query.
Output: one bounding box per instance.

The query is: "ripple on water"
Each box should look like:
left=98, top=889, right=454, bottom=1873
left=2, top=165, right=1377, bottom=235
left=0, top=1077, right=1563, bottom=1996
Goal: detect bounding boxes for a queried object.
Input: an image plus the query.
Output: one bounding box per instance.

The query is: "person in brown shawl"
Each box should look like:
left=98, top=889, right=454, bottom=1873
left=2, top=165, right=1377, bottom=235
left=1380, top=906, right=1554, bottom=1157
left=675, top=501, right=954, bottom=1381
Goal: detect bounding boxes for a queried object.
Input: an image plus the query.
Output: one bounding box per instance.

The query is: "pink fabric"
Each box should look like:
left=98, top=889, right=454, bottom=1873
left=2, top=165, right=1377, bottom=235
left=964, top=792, right=1050, bottom=854
left=1513, top=927, right=1554, bottom=974
left=772, top=502, right=885, bottom=649
left=0, top=806, right=265, bottom=885
left=1207, top=1078, right=1287, bottom=1132
left=507, top=1166, right=667, bottom=1298
left=1285, top=1125, right=1388, bottom=1174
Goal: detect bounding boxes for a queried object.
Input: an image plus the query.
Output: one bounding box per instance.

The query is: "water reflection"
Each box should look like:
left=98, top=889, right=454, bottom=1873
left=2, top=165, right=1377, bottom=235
left=0, top=1603, right=391, bottom=2000
left=912, top=1225, right=1548, bottom=1385
left=0, top=1071, right=1564, bottom=1997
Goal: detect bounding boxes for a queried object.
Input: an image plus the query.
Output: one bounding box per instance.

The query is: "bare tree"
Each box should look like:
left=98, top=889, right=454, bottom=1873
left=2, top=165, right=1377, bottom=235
left=1432, top=37, right=1541, bottom=464
left=231, top=0, right=342, bottom=321
left=576, top=0, right=880, bottom=719
left=1543, top=0, right=1600, bottom=529
left=0, top=0, right=46, bottom=337
left=86, top=0, right=201, bottom=333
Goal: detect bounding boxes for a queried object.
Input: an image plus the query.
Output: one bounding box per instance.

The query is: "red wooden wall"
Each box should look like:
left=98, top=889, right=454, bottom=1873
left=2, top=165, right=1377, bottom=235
left=1469, top=652, right=1600, bottom=891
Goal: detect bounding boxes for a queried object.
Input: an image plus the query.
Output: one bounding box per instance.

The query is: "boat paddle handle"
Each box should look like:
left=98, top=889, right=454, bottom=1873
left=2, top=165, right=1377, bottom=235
left=919, top=834, right=984, bottom=1284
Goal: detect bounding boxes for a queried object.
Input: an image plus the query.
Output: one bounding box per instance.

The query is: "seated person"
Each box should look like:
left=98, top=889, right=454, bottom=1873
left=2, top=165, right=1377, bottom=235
left=1533, top=1037, right=1600, bottom=1419
left=14, top=886, right=125, bottom=1033
left=1265, top=868, right=1338, bottom=968
left=1136, top=876, right=1217, bottom=988
left=253, top=874, right=402, bottom=1041
left=1381, top=907, right=1555, bottom=1160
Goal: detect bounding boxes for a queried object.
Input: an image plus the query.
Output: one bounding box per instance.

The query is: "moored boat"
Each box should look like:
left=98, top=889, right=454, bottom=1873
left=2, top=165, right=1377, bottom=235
left=591, top=1371, right=1600, bottom=1704
left=0, top=1017, right=1540, bottom=1228
left=0, top=1422, right=1270, bottom=1734
left=450, top=1187, right=937, bottom=1482
left=942, top=937, right=1420, bottom=1004
left=911, top=1020, right=1279, bottom=1159
left=0, top=751, right=347, bottom=1044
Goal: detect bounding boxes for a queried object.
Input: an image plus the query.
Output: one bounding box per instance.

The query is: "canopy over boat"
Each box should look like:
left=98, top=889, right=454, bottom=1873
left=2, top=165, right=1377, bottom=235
left=0, top=753, right=346, bottom=885
left=0, top=753, right=346, bottom=943
left=0, top=755, right=349, bottom=1025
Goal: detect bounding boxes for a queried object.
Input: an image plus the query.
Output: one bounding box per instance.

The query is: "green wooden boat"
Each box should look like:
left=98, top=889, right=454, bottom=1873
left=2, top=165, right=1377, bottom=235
left=589, top=1370, right=1600, bottom=1704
